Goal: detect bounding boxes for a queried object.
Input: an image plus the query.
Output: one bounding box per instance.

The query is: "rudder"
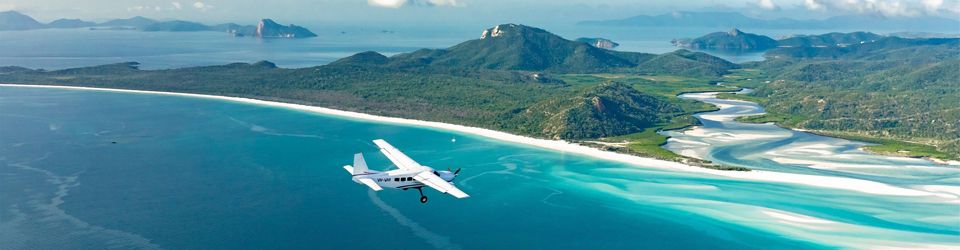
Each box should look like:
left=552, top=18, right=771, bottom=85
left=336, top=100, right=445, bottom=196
left=352, top=153, right=368, bottom=174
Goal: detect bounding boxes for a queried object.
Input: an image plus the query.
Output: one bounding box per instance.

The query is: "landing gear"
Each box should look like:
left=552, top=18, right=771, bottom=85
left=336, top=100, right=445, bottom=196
left=417, top=187, right=428, bottom=204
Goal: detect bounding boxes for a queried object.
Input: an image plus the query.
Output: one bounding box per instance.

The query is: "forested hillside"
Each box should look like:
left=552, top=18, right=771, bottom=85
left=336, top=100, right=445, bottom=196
left=742, top=38, right=960, bottom=159
left=383, top=24, right=739, bottom=76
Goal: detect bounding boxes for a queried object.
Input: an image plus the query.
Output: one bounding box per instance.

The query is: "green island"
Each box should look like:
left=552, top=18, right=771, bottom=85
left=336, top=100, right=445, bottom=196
left=1, top=24, right=957, bottom=168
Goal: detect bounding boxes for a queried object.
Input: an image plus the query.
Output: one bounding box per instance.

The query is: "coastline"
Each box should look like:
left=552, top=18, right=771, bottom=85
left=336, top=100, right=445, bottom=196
left=3, top=83, right=957, bottom=201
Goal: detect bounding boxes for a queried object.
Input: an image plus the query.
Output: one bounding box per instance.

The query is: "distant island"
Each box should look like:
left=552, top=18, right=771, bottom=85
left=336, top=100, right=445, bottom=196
left=576, top=38, right=620, bottom=49
left=0, top=11, right=316, bottom=38
left=672, top=29, right=888, bottom=51
left=671, top=29, right=778, bottom=51
left=145, top=19, right=316, bottom=38
left=887, top=31, right=960, bottom=39
left=578, top=11, right=960, bottom=31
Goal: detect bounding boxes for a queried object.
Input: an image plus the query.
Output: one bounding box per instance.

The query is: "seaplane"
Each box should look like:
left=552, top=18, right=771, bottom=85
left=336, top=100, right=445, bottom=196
left=344, top=139, right=469, bottom=203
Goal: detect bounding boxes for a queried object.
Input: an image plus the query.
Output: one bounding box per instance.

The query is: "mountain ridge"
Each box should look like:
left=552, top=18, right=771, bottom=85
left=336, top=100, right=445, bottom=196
left=373, top=23, right=737, bottom=75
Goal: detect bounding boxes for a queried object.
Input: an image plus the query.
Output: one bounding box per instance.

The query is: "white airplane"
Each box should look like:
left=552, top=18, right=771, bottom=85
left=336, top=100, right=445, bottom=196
left=344, top=139, right=469, bottom=203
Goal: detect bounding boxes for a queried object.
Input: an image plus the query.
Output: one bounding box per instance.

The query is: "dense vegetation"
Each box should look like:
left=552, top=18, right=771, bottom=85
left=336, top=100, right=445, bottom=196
left=510, top=82, right=681, bottom=139
left=765, top=37, right=959, bottom=60
left=737, top=37, right=960, bottom=159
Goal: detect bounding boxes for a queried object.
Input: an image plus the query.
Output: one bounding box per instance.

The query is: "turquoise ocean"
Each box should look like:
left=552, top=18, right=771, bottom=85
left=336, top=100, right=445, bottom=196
left=1, top=87, right=958, bottom=249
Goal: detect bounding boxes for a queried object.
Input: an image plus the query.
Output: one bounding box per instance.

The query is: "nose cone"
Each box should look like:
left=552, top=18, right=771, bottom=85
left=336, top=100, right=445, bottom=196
left=438, top=170, right=456, bottom=182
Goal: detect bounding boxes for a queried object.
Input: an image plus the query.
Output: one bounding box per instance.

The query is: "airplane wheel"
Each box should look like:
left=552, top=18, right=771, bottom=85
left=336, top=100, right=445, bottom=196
left=420, top=196, right=428, bottom=203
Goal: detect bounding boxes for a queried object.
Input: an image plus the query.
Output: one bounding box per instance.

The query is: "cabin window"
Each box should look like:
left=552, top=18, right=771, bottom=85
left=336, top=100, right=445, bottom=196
left=394, top=178, right=399, bottom=182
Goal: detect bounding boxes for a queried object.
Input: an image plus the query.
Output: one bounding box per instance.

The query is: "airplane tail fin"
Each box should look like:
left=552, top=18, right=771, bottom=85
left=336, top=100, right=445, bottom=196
left=352, top=153, right=369, bottom=174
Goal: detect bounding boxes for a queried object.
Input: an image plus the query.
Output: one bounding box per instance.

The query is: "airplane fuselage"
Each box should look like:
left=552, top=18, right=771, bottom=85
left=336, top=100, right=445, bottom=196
left=350, top=169, right=426, bottom=190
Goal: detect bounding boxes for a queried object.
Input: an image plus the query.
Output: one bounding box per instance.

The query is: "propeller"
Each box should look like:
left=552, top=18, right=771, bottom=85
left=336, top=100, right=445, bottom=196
left=449, top=167, right=462, bottom=175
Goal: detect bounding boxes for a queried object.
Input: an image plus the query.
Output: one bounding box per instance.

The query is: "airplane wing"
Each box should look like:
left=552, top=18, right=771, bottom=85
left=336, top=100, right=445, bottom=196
left=373, top=139, right=424, bottom=170
left=357, top=178, right=383, bottom=191
left=413, top=171, right=469, bottom=198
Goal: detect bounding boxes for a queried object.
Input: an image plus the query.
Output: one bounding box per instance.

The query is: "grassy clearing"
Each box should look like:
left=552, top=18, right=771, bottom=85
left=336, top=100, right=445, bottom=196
left=720, top=69, right=767, bottom=89
left=601, top=127, right=678, bottom=160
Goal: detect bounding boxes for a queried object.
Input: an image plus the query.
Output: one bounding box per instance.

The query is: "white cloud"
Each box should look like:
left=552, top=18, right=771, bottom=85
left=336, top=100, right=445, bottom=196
left=804, top=0, right=826, bottom=10
left=799, top=0, right=957, bottom=17
left=368, top=0, right=460, bottom=8
left=193, top=1, right=213, bottom=11
left=171, top=2, right=182, bottom=10
left=369, top=0, right=406, bottom=8
left=757, top=0, right=779, bottom=10
left=922, top=0, right=944, bottom=12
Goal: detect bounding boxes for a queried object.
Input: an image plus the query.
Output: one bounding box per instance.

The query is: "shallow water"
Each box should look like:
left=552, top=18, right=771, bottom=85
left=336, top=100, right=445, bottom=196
left=661, top=91, right=960, bottom=247
left=661, top=91, right=960, bottom=186
left=2, top=87, right=958, bottom=249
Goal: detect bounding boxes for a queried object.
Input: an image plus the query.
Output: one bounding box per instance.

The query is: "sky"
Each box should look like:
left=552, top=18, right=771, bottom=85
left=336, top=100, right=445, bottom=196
left=4, top=0, right=959, bottom=26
